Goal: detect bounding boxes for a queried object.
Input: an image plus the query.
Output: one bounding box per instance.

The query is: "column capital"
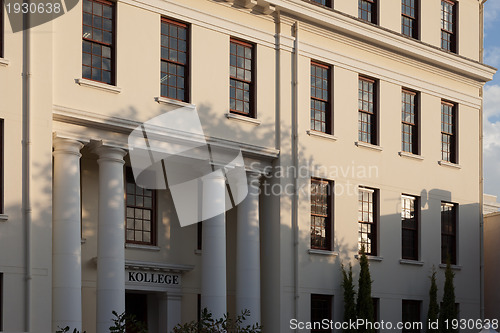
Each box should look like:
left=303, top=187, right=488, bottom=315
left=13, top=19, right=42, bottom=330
left=53, top=137, right=84, bottom=158
left=94, top=145, right=127, bottom=165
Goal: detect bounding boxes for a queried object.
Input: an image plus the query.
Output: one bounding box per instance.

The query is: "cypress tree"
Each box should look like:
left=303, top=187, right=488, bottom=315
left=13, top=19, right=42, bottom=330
left=427, top=267, right=439, bottom=332
left=341, top=262, right=357, bottom=332
left=356, top=246, right=375, bottom=333
left=439, top=260, right=457, bottom=333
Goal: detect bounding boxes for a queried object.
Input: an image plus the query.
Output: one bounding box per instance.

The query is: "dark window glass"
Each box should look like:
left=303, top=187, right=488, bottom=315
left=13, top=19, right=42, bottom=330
left=230, top=39, right=254, bottom=117
left=441, top=0, right=456, bottom=52
left=311, top=179, right=332, bottom=251
left=358, top=187, right=377, bottom=255
left=372, top=298, right=380, bottom=332
left=402, top=90, right=418, bottom=154
left=402, top=195, right=418, bottom=260
left=359, top=0, right=377, bottom=24
left=311, top=294, right=332, bottom=333
left=441, top=101, right=457, bottom=163
left=441, top=202, right=457, bottom=264
left=0, top=0, right=3, bottom=58
left=126, top=169, right=156, bottom=245
left=161, top=18, right=189, bottom=102
left=311, top=62, right=331, bottom=134
left=311, top=0, right=331, bottom=7
left=82, top=0, right=114, bottom=85
left=402, top=0, right=418, bottom=38
left=197, top=222, right=202, bottom=250
left=402, top=300, right=421, bottom=333
left=0, top=273, right=3, bottom=331
left=0, top=119, right=3, bottom=214
left=358, top=77, right=377, bottom=145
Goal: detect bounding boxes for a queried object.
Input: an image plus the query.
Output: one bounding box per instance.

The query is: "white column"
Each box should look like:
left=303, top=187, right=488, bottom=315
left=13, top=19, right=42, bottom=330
left=236, top=172, right=261, bottom=325
left=166, top=292, right=182, bottom=333
left=201, top=171, right=227, bottom=319
left=95, top=146, right=127, bottom=333
left=52, top=138, right=84, bottom=332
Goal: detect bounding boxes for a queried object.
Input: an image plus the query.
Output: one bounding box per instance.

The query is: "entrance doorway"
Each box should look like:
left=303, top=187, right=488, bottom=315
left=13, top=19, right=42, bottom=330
left=125, top=293, right=148, bottom=332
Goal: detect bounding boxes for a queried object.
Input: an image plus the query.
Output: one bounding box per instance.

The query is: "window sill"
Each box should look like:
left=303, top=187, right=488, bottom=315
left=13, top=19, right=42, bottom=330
left=81, top=238, right=86, bottom=244
left=194, top=249, right=202, bottom=255
left=0, top=214, right=8, bottom=222
left=354, top=254, right=383, bottom=261
left=399, top=151, right=424, bottom=161
left=125, top=243, right=161, bottom=251
left=308, top=249, right=338, bottom=256
left=355, top=141, right=383, bottom=151
left=75, top=78, right=121, bottom=94
left=155, top=96, right=194, bottom=108
left=306, top=130, right=338, bottom=141
left=439, top=263, right=462, bottom=270
left=399, top=259, right=424, bottom=266
left=438, top=160, right=461, bottom=169
left=0, top=58, right=9, bottom=67
left=225, top=113, right=261, bottom=125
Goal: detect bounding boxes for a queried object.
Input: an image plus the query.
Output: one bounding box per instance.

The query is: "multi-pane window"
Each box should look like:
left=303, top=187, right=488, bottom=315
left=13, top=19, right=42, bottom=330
left=197, top=222, right=202, bottom=250
left=311, top=62, right=331, bottom=134
left=311, top=0, right=331, bottom=7
left=161, top=18, right=188, bottom=102
left=230, top=39, right=254, bottom=117
left=358, top=187, right=376, bottom=255
left=402, top=90, right=418, bottom=154
left=401, top=0, right=418, bottom=38
left=441, top=202, right=457, bottom=264
left=441, top=0, right=456, bottom=52
left=311, top=179, right=332, bottom=251
left=359, top=0, right=377, bottom=24
left=402, top=300, right=421, bottom=333
left=358, top=77, right=377, bottom=145
left=311, top=294, right=332, bottom=333
left=126, top=169, right=156, bottom=245
left=441, top=101, right=457, bottom=163
left=402, top=195, right=418, bottom=260
left=82, top=0, right=114, bottom=85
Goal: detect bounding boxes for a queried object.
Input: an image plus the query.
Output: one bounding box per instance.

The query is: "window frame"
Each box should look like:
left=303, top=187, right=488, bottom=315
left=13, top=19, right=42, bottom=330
left=82, top=0, right=116, bottom=85
left=358, top=0, right=377, bottom=24
left=311, top=294, right=333, bottom=333
left=401, top=0, right=419, bottom=39
left=311, top=0, right=332, bottom=8
left=229, top=38, right=256, bottom=118
left=402, top=300, right=421, bottom=333
left=310, top=61, right=333, bottom=134
left=160, top=17, right=190, bottom=103
left=358, top=76, right=378, bottom=145
left=401, top=89, right=419, bottom=154
left=125, top=168, right=157, bottom=246
left=441, top=100, right=457, bottom=163
left=310, top=178, right=333, bottom=251
left=401, top=194, right=419, bottom=261
left=441, top=202, right=457, bottom=265
left=441, top=0, right=457, bottom=53
left=358, top=187, right=377, bottom=256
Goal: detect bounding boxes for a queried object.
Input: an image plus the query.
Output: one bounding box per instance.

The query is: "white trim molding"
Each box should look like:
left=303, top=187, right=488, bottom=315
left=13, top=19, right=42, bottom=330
left=125, top=260, right=194, bottom=274
left=0, top=214, right=8, bottom=222
left=354, top=254, right=383, bottom=261
left=306, top=130, right=338, bottom=141
left=439, top=263, right=462, bottom=271
left=355, top=141, right=383, bottom=151
left=399, top=259, right=424, bottom=266
left=0, top=58, right=9, bottom=67
left=308, top=249, right=339, bottom=256
left=125, top=243, right=161, bottom=252
left=399, top=151, right=424, bottom=161
left=155, top=96, right=195, bottom=108
left=225, top=113, right=262, bottom=125
left=438, top=160, right=462, bottom=169
left=75, top=78, right=122, bottom=94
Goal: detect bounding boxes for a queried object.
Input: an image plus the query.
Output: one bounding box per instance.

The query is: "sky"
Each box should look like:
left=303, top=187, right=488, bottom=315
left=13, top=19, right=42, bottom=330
left=483, top=0, right=500, bottom=201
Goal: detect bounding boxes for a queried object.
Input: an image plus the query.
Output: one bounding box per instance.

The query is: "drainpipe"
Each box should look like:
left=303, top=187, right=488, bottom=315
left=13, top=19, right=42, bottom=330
left=479, top=0, right=487, bottom=321
left=22, top=8, right=32, bottom=332
left=292, top=21, right=300, bottom=326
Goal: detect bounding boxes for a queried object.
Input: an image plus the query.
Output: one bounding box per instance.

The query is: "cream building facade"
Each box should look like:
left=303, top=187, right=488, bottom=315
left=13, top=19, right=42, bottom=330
left=0, top=0, right=496, bottom=332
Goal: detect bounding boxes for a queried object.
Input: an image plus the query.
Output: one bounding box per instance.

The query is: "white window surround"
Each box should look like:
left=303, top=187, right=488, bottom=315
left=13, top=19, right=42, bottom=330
left=438, top=160, right=461, bottom=169
left=75, top=78, right=122, bottom=94
left=355, top=141, right=383, bottom=151
left=399, top=259, right=424, bottom=266
left=225, top=113, right=262, bottom=125
left=306, top=130, right=338, bottom=141
left=439, top=263, right=462, bottom=270
left=194, top=249, right=202, bottom=255
left=308, top=249, right=338, bottom=256
left=155, top=96, right=194, bottom=108
left=0, top=58, right=9, bottom=67
left=0, top=214, right=8, bottom=222
left=399, top=151, right=424, bottom=160
left=354, top=254, right=383, bottom=261
left=125, top=243, right=161, bottom=251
